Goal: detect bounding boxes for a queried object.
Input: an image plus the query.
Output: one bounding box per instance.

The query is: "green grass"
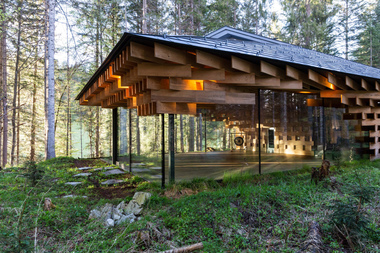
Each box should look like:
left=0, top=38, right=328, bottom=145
left=0, top=157, right=379, bottom=252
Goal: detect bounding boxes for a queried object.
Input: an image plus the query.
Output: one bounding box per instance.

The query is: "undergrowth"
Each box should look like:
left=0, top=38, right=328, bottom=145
left=0, top=157, right=379, bottom=252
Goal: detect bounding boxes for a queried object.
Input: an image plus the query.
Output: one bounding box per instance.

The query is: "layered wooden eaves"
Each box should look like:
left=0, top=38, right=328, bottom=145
left=79, top=41, right=349, bottom=115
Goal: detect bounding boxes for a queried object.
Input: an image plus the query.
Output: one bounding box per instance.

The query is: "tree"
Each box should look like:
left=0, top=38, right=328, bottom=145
left=0, top=0, right=8, bottom=166
left=336, top=0, right=366, bottom=59
left=203, top=0, right=240, bottom=33
left=353, top=2, right=380, bottom=67
left=280, top=0, right=338, bottom=54
left=46, top=0, right=56, bottom=159
left=240, top=0, right=272, bottom=36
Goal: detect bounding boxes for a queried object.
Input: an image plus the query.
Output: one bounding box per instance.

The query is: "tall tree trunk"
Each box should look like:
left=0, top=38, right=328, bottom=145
left=16, top=74, right=20, bottom=165
left=1, top=4, right=7, bottom=167
left=30, top=58, right=37, bottom=161
left=136, top=111, right=140, bottom=156
left=66, top=22, right=71, bottom=157
left=95, top=7, right=100, bottom=158
left=11, top=1, right=22, bottom=166
left=46, top=0, right=56, bottom=159
left=345, top=0, right=348, bottom=60
left=142, top=0, right=147, bottom=33
left=198, top=113, right=203, bottom=151
left=120, top=108, right=127, bottom=154
left=44, top=0, right=48, bottom=159
left=222, top=127, right=226, bottom=150
left=180, top=115, right=184, bottom=152
left=188, top=116, right=194, bottom=152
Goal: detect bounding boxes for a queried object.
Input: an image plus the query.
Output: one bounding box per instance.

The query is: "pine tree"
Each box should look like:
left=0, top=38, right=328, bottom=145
left=240, top=0, right=272, bottom=36
left=353, top=1, right=380, bottom=67
left=280, top=0, right=338, bottom=54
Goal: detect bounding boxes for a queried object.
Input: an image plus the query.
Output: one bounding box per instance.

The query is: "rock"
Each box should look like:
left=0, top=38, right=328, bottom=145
left=43, top=198, right=56, bottom=211
left=116, top=201, right=126, bottom=210
left=133, top=192, right=152, bottom=206
left=89, top=209, right=101, bottom=220
left=106, top=218, right=115, bottom=227
left=78, top=167, right=92, bottom=170
left=123, top=192, right=152, bottom=215
left=112, top=208, right=122, bottom=219
left=131, top=163, right=146, bottom=167
left=149, top=167, right=162, bottom=170
left=102, top=169, right=125, bottom=176
left=100, top=203, right=113, bottom=220
left=62, top=195, right=76, bottom=198
left=101, top=179, right=123, bottom=185
left=73, top=172, right=92, bottom=177
left=65, top=182, right=82, bottom=186
left=130, top=168, right=149, bottom=172
left=116, top=213, right=136, bottom=225
left=124, top=201, right=143, bottom=215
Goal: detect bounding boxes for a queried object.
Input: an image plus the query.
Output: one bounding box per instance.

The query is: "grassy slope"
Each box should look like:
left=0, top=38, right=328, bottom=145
left=0, top=157, right=379, bottom=252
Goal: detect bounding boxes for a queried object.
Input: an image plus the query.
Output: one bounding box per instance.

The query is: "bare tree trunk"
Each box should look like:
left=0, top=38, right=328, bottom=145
left=188, top=116, right=194, bottom=152
left=142, top=0, right=147, bottom=33
left=136, top=111, right=140, bottom=156
left=95, top=8, right=100, bottom=158
left=222, top=127, right=226, bottom=150
left=190, top=0, right=194, bottom=33
left=66, top=22, right=71, bottom=157
left=180, top=115, right=184, bottom=152
left=46, top=0, right=56, bottom=159
left=1, top=4, right=7, bottom=167
left=11, top=1, right=22, bottom=166
left=345, top=0, right=348, bottom=60
left=44, top=0, right=48, bottom=159
left=30, top=58, right=37, bottom=161
left=16, top=74, right=20, bottom=165
left=198, top=114, right=203, bottom=151
left=120, top=108, right=127, bottom=155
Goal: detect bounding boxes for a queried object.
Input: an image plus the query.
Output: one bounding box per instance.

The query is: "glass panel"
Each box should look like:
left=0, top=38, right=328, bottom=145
left=117, top=108, right=130, bottom=171
left=260, top=90, right=321, bottom=173
left=173, top=100, right=258, bottom=181
left=130, top=110, right=162, bottom=182
left=324, top=107, right=364, bottom=164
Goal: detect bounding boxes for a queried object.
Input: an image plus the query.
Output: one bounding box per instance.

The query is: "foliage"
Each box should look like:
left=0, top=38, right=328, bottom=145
left=24, top=160, right=44, bottom=186
left=0, top=157, right=379, bottom=252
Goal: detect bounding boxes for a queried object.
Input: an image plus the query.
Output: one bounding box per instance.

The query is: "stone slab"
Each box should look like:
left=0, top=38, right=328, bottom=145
left=130, top=168, right=150, bottom=172
left=78, top=167, right=92, bottom=171
left=101, top=179, right=123, bottom=185
left=131, top=163, right=146, bottom=167
left=102, top=169, right=125, bottom=176
left=73, top=172, right=92, bottom=177
left=65, top=182, right=83, bottom=186
left=149, top=167, right=162, bottom=170
left=151, top=175, right=162, bottom=179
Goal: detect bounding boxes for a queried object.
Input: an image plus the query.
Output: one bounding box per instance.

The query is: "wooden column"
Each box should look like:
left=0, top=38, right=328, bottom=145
left=169, top=114, right=175, bottom=183
left=161, top=113, right=165, bottom=189
left=112, top=108, right=118, bottom=165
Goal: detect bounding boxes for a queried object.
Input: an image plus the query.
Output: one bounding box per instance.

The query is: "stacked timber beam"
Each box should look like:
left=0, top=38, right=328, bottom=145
left=79, top=41, right=315, bottom=115
left=78, top=40, right=380, bottom=160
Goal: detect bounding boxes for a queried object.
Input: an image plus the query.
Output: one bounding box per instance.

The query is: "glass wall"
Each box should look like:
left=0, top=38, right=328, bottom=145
left=117, top=109, right=162, bottom=182
left=116, top=91, right=365, bottom=183
left=260, top=90, right=321, bottom=173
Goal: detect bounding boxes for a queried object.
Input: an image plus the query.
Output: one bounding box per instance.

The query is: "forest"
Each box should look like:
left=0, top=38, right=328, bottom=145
left=0, top=0, right=379, bottom=166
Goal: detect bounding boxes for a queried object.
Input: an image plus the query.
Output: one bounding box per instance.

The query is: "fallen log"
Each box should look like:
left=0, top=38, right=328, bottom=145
left=298, top=221, right=325, bottom=253
left=160, top=242, right=203, bottom=253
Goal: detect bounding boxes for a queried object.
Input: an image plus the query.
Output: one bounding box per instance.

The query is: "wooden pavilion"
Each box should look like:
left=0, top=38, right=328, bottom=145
left=76, top=27, right=380, bottom=183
